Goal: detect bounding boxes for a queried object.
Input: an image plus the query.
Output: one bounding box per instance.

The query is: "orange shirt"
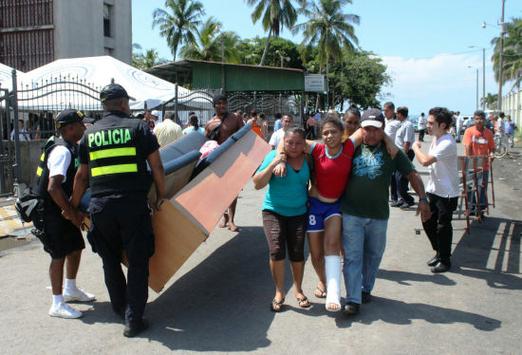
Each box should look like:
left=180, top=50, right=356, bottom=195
left=252, top=121, right=265, bottom=139
left=463, top=126, right=495, bottom=170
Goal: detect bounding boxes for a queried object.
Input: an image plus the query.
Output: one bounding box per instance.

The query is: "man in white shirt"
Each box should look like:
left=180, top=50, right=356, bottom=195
left=383, top=102, right=401, bottom=205
left=393, top=106, right=416, bottom=207
left=153, top=111, right=183, bottom=147
left=383, top=102, right=401, bottom=142
left=34, top=110, right=95, bottom=318
left=413, top=107, right=459, bottom=273
left=268, top=114, right=293, bottom=149
left=10, top=119, right=31, bottom=141
left=454, top=111, right=463, bottom=142
left=417, top=113, right=427, bottom=142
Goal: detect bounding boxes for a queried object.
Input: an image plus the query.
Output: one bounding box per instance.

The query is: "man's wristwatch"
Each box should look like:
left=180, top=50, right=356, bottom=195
left=419, top=196, right=429, bottom=204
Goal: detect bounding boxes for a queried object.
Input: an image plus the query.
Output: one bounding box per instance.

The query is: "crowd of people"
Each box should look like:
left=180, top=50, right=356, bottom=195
left=254, top=102, right=449, bottom=316
left=25, top=84, right=511, bottom=339
left=255, top=102, right=507, bottom=316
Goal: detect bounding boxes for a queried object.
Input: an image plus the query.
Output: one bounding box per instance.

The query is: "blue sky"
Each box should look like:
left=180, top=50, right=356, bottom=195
left=132, top=0, right=522, bottom=115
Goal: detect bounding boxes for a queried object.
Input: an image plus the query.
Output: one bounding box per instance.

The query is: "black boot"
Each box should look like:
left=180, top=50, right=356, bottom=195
left=427, top=253, right=440, bottom=267
left=124, top=318, right=149, bottom=338
left=343, top=302, right=360, bottom=315
left=431, top=261, right=451, bottom=273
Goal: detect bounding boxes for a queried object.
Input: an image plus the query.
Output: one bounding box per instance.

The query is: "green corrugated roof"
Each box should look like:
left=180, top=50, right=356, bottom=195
left=149, top=60, right=304, bottom=92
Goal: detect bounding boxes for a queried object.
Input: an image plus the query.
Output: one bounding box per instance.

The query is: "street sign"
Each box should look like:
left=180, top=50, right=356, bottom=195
left=305, top=74, right=326, bottom=93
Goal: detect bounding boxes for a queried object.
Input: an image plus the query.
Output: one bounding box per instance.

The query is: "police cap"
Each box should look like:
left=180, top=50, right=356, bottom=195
left=55, top=109, right=84, bottom=129
left=100, top=83, right=133, bottom=102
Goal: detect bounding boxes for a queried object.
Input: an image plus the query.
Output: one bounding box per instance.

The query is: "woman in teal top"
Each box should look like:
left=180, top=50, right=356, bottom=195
left=253, top=127, right=311, bottom=312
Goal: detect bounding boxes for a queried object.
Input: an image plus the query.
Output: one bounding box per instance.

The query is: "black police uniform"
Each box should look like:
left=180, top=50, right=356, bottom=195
left=78, top=110, right=159, bottom=326
left=34, top=136, right=85, bottom=259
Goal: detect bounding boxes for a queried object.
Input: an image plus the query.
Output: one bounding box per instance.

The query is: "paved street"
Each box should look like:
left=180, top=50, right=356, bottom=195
left=0, top=138, right=521, bottom=354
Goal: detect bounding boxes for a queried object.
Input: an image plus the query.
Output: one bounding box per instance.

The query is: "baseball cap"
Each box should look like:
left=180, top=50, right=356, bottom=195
left=361, top=108, right=385, bottom=128
left=99, top=83, right=134, bottom=102
left=212, top=94, right=227, bottom=106
left=150, top=110, right=163, bottom=120
left=55, top=109, right=84, bottom=128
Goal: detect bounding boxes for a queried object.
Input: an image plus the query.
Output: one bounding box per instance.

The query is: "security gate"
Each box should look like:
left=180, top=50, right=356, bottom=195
left=0, top=70, right=101, bottom=194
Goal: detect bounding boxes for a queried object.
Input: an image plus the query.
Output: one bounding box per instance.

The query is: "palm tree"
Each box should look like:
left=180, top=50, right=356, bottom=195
left=491, top=17, right=522, bottom=88
left=293, top=0, right=359, bottom=108
left=245, top=0, right=300, bottom=66
left=152, top=0, right=205, bottom=61
left=180, top=18, right=240, bottom=63
left=481, top=93, right=499, bottom=110
left=132, top=46, right=166, bottom=70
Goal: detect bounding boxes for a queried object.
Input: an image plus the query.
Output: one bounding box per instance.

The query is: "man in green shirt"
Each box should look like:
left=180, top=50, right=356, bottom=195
left=341, top=108, right=431, bottom=316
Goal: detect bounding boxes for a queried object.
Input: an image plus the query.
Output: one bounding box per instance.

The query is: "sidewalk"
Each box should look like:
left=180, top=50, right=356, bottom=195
left=0, top=196, right=33, bottom=248
left=0, top=139, right=520, bottom=354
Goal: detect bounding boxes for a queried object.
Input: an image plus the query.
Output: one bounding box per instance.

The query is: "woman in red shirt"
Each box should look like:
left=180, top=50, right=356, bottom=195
left=277, top=114, right=396, bottom=312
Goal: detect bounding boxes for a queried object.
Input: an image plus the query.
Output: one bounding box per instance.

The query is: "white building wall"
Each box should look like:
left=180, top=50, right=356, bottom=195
left=502, top=88, right=521, bottom=130
left=53, top=0, right=131, bottom=63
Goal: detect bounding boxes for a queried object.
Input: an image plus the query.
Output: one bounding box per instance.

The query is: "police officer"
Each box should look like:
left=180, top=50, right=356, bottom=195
left=35, top=109, right=95, bottom=319
left=71, top=83, right=165, bottom=337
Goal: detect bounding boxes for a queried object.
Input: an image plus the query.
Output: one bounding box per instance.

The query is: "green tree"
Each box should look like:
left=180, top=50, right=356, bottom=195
left=329, top=51, right=390, bottom=109
left=152, top=0, right=205, bottom=61
left=491, top=17, right=522, bottom=88
left=481, top=93, right=499, bottom=110
left=132, top=45, right=167, bottom=70
left=237, top=37, right=303, bottom=68
left=245, top=0, right=300, bottom=66
left=294, top=0, right=360, bottom=108
left=180, top=18, right=241, bottom=63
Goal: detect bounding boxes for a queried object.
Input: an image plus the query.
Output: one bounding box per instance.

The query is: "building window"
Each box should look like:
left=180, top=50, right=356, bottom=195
left=104, top=47, right=113, bottom=56
left=103, top=4, right=112, bottom=38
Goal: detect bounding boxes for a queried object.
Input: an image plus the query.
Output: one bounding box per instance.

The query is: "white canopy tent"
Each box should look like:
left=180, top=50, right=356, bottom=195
left=20, top=56, right=210, bottom=111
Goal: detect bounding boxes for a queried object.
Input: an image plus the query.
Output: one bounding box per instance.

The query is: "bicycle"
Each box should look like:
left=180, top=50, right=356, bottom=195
left=494, top=133, right=510, bottom=158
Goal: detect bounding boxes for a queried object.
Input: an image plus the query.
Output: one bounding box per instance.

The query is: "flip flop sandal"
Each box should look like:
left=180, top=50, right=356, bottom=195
left=271, top=298, right=285, bottom=312
left=296, top=296, right=311, bottom=308
left=314, top=286, right=327, bottom=298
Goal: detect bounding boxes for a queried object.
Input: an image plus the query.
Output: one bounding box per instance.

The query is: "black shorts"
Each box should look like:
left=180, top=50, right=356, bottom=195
left=40, top=212, right=85, bottom=259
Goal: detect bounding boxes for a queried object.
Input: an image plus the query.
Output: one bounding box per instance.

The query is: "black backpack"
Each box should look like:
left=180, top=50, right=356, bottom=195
left=14, top=137, right=58, bottom=227
left=15, top=188, right=43, bottom=226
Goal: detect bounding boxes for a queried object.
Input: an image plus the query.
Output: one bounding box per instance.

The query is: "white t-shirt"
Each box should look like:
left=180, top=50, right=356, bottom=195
left=10, top=129, right=30, bottom=141
left=154, top=119, right=183, bottom=146
left=455, top=115, right=463, bottom=132
left=182, top=126, right=205, bottom=135
left=417, top=115, right=427, bottom=130
left=395, top=120, right=415, bottom=148
left=47, top=145, right=72, bottom=182
left=269, top=128, right=285, bottom=148
left=384, top=118, right=401, bottom=142
left=426, top=133, right=460, bottom=198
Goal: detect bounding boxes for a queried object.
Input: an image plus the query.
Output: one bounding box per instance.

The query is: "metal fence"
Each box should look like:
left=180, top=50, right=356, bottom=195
left=0, top=68, right=305, bottom=194
left=227, top=91, right=300, bottom=118
left=160, top=87, right=216, bottom=126
left=0, top=70, right=103, bottom=194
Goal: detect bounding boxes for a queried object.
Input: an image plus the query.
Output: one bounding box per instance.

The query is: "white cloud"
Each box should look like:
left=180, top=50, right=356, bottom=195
left=380, top=53, right=497, bottom=115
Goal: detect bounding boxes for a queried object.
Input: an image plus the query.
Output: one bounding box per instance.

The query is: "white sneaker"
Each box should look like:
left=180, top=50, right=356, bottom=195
left=63, top=288, right=96, bottom=302
left=48, top=302, right=83, bottom=319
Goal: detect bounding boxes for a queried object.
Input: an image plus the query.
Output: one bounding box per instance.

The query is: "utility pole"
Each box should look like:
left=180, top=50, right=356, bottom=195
left=475, top=68, right=479, bottom=110
left=482, top=48, right=486, bottom=110
left=497, top=0, right=505, bottom=111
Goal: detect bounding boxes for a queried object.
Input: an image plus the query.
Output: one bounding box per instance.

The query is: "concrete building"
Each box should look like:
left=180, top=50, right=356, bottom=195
left=0, top=0, right=131, bottom=71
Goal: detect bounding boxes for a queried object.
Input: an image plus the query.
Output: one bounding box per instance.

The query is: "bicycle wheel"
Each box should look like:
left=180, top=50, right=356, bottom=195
left=495, top=141, right=507, bottom=158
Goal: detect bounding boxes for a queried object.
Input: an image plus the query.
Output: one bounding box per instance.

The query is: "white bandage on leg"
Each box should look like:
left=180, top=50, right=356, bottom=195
left=325, top=255, right=341, bottom=311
